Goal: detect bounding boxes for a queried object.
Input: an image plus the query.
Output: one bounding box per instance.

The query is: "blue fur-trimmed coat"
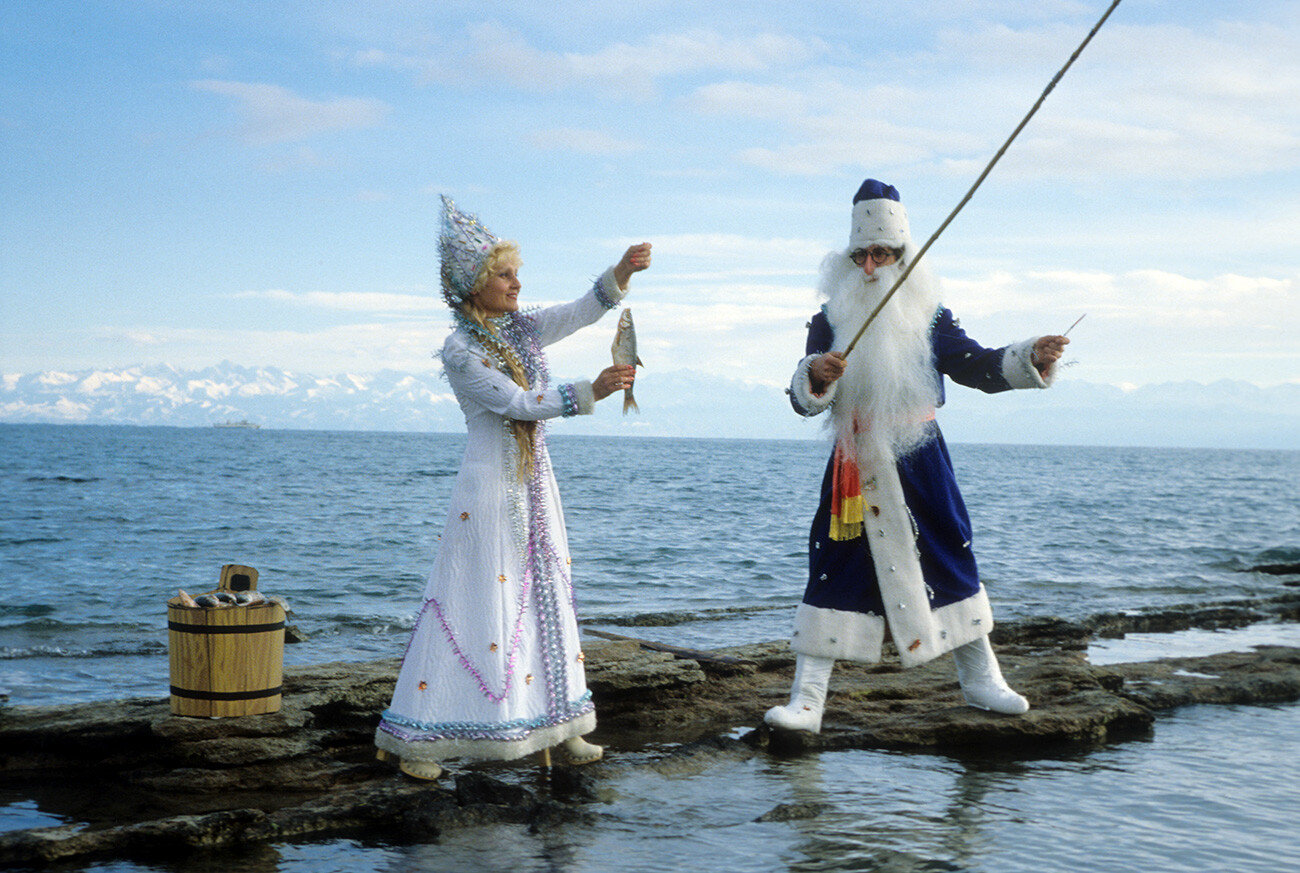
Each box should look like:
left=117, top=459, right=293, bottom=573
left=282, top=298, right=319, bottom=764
left=787, top=307, right=1054, bottom=667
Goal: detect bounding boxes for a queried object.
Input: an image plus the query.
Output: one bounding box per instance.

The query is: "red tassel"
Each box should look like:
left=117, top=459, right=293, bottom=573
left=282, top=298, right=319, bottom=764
left=829, top=441, right=865, bottom=541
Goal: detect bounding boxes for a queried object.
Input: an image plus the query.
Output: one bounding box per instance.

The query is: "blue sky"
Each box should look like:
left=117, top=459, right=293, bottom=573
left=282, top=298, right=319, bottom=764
left=3, top=0, right=1299, bottom=396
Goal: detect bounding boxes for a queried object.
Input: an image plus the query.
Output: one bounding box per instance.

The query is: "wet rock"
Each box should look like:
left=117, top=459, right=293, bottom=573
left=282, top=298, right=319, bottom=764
left=454, top=772, right=536, bottom=809
left=3, top=598, right=1300, bottom=868
left=754, top=652, right=1159, bottom=756
left=1090, top=606, right=1264, bottom=637
left=169, top=734, right=325, bottom=768
left=582, top=640, right=708, bottom=696
left=132, top=757, right=372, bottom=794
left=596, top=610, right=699, bottom=627
left=150, top=707, right=310, bottom=741
left=265, top=782, right=458, bottom=840
left=586, top=604, right=786, bottom=628
left=756, top=801, right=829, bottom=822
left=528, top=798, right=594, bottom=831
left=0, top=808, right=271, bottom=867
left=990, top=616, right=1092, bottom=649
left=1084, top=591, right=1300, bottom=636
left=548, top=764, right=601, bottom=802
left=1116, top=646, right=1300, bottom=709
left=649, top=735, right=757, bottom=776
left=1249, top=562, right=1300, bottom=576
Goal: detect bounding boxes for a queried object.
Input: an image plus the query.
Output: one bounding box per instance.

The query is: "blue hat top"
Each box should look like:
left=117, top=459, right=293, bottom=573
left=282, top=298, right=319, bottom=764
left=852, top=179, right=900, bottom=205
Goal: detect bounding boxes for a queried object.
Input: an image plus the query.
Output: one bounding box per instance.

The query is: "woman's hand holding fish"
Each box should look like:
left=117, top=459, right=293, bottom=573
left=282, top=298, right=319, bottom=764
left=614, top=242, right=653, bottom=288
left=592, top=364, right=637, bottom=401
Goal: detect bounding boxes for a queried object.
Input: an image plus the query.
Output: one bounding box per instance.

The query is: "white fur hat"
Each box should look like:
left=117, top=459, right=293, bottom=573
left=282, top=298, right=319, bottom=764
left=849, top=179, right=910, bottom=254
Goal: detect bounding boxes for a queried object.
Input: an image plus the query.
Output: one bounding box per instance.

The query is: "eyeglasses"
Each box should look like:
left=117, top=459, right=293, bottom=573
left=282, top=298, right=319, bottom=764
left=849, top=246, right=902, bottom=266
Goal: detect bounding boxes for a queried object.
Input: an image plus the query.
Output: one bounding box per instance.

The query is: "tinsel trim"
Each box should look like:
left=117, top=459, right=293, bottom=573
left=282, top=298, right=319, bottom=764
left=593, top=275, right=619, bottom=310
left=378, top=691, right=593, bottom=738
left=375, top=709, right=596, bottom=764
left=558, top=383, right=579, bottom=417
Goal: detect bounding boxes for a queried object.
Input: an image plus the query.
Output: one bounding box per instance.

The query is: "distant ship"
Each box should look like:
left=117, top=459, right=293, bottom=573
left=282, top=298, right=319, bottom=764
left=213, top=419, right=260, bottom=429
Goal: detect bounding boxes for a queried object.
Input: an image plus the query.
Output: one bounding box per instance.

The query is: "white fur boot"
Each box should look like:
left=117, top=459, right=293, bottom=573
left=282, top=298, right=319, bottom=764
left=953, top=636, right=1029, bottom=714
left=559, top=735, right=603, bottom=765
left=764, top=654, right=835, bottom=733
left=398, top=758, right=443, bottom=781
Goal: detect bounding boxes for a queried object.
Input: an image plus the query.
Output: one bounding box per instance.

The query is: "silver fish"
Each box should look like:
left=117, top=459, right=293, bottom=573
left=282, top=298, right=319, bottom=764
left=266, top=594, right=293, bottom=615
left=611, top=308, right=643, bottom=414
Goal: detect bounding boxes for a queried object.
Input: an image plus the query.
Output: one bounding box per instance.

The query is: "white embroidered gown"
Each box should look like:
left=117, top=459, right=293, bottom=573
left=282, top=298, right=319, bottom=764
left=375, top=269, right=624, bottom=763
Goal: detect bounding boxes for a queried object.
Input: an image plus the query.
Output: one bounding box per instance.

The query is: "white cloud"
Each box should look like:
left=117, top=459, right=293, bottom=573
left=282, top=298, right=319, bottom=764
left=956, top=20, right=1300, bottom=181
left=10, top=261, right=1294, bottom=393
left=254, top=145, right=334, bottom=172
left=413, top=25, right=823, bottom=100
left=103, top=329, right=169, bottom=347
left=234, top=289, right=439, bottom=313
left=192, top=80, right=391, bottom=145
left=941, top=268, right=1296, bottom=325
left=9, top=1, right=1299, bottom=408
left=679, top=81, right=810, bottom=120
left=78, top=322, right=445, bottom=374
left=541, top=295, right=812, bottom=389
left=626, top=232, right=827, bottom=267
left=673, top=18, right=1300, bottom=181
left=528, top=128, right=642, bottom=155
left=937, top=266, right=1299, bottom=386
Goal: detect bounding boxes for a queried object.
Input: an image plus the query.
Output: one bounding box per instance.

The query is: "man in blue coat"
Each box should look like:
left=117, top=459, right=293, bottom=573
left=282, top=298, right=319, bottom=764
left=766, top=179, right=1069, bottom=732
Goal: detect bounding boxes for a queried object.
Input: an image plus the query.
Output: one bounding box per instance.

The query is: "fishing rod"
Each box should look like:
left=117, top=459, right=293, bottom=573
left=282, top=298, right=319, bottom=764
left=842, top=0, right=1122, bottom=358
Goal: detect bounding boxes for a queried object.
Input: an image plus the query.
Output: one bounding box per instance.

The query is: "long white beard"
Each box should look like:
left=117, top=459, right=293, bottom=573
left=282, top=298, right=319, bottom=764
left=820, top=251, right=942, bottom=462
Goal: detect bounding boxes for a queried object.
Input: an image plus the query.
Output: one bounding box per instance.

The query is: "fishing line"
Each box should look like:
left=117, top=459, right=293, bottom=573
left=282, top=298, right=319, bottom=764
left=842, top=0, right=1123, bottom=358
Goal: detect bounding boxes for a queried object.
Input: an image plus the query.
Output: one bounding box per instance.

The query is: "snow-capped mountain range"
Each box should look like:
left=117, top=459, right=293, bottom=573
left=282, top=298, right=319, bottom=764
left=2, top=361, right=1298, bottom=449
left=0, top=362, right=465, bottom=433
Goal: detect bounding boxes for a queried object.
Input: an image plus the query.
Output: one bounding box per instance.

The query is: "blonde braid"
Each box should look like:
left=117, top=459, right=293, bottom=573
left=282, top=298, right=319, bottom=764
left=462, top=243, right=537, bottom=481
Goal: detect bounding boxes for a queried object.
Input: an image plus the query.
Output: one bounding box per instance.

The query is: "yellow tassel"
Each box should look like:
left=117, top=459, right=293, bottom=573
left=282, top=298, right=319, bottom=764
left=829, top=494, right=866, bottom=541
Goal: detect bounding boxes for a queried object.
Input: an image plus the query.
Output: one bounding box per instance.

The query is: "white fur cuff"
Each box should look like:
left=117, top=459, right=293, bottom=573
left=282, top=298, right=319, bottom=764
left=1002, top=338, right=1055, bottom=389
left=792, top=603, right=886, bottom=662
left=571, top=380, right=595, bottom=415
left=790, top=354, right=837, bottom=415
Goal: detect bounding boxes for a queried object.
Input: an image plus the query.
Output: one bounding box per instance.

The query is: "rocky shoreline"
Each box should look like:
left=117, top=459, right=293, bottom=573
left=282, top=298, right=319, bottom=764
left=3, top=590, right=1299, bottom=869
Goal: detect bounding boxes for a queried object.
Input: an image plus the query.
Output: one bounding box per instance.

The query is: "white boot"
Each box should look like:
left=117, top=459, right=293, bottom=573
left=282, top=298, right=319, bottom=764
left=398, top=758, right=443, bottom=781
left=764, top=654, right=835, bottom=733
left=559, top=735, right=603, bottom=765
left=953, top=636, right=1029, bottom=714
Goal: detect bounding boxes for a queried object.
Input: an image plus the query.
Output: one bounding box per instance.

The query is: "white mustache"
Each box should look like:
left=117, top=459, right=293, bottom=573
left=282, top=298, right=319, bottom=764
left=854, top=263, right=900, bottom=291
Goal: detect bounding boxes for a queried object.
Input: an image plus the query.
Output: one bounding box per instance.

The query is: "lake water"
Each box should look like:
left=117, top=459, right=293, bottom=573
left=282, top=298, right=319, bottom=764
left=2, top=424, right=1298, bottom=871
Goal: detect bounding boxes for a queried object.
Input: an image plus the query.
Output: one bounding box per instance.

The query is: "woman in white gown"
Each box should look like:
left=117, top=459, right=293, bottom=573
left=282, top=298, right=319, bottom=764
left=375, top=196, right=650, bottom=780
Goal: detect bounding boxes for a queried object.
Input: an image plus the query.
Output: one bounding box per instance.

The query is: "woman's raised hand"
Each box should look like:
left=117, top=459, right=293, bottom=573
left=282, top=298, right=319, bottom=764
left=614, top=242, right=652, bottom=288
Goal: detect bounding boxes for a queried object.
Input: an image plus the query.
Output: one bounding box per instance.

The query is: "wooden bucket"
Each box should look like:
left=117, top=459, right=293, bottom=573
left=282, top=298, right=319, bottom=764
left=167, top=597, right=285, bottom=717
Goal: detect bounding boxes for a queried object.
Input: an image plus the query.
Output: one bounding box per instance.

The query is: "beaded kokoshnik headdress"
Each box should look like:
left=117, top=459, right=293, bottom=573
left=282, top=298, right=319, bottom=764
left=438, top=194, right=500, bottom=308
left=436, top=195, right=545, bottom=483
